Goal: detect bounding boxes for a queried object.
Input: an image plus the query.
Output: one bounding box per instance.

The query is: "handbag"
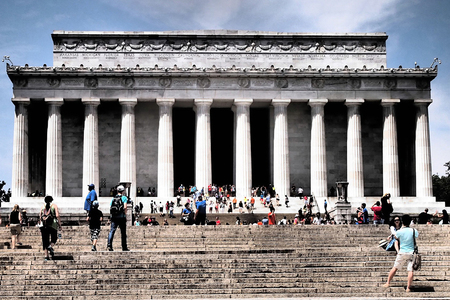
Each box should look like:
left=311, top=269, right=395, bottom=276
left=412, top=229, right=421, bottom=271
left=378, top=239, right=389, bottom=249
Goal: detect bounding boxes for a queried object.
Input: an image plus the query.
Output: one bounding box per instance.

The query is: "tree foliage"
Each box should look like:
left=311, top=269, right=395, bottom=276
left=432, top=161, right=450, bottom=206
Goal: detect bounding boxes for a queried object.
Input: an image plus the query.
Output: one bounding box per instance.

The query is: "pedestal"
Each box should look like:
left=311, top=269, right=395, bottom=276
left=335, top=201, right=353, bottom=224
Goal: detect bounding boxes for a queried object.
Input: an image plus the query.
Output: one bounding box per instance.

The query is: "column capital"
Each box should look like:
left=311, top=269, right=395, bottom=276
left=381, top=99, right=400, bottom=106
left=82, top=98, right=101, bottom=106
left=119, top=98, right=137, bottom=107
left=11, top=97, right=30, bottom=105
left=414, top=99, right=433, bottom=106
left=234, top=98, right=253, bottom=106
left=45, top=98, right=64, bottom=106
left=345, top=99, right=364, bottom=106
left=194, top=98, right=213, bottom=106
left=156, top=98, right=175, bottom=107
left=272, top=99, right=291, bottom=107
left=308, top=99, right=328, bottom=107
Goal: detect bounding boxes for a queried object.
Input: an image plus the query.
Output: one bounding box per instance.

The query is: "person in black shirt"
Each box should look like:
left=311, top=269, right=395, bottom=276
left=417, top=208, right=431, bottom=224
left=86, top=200, right=103, bottom=251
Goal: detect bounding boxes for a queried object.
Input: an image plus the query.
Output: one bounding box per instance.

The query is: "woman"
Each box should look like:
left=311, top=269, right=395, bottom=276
left=380, top=193, right=393, bottom=224
left=39, top=196, right=62, bottom=260
left=386, top=217, right=402, bottom=252
left=434, top=209, right=449, bottom=224
left=10, top=204, right=22, bottom=249
left=180, top=203, right=193, bottom=225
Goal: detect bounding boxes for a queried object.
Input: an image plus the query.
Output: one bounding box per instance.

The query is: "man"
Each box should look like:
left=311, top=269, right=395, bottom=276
left=107, top=185, right=129, bottom=251
left=383, top=214, right=419, bottom=292
left=371, top=201, right=383, bottom=224
left=418, top=208, right=432, bottom=224
left=361, top=203, right=369, bottom=224
left=194, top=196, right=207, bottom=225
left=84, top=184, right=98, bottom=215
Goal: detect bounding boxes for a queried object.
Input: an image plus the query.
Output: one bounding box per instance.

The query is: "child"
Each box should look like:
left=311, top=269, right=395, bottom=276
left=86, top=200, right=103, bottom=251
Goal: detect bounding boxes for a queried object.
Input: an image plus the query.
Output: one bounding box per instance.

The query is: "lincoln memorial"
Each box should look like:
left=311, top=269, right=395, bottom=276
left=6, top=30, right=440, bottom=212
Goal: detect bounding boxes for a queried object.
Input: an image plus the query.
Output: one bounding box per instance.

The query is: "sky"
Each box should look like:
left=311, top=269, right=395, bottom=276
left=0, top=0, right=449, bottom=190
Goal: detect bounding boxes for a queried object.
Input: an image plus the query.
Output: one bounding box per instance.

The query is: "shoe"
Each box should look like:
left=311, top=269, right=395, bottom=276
left=122, top=248, right=130, bottom=251
left=17, top=243, right=22, bottom=246
left=107, top=246, right=113, bottom=251
left=48, top=246, right=54, bottom=257
left=44, top=257, right=50, bottom=261
left=91, top=245, right=97, bottom=252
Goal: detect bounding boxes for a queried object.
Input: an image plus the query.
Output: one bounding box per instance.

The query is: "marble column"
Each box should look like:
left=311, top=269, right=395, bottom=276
left=415, top=99, right=433, bottom=197
left=157, top=98, right=175, bottom=198
left=194, top=99, right=213, bottom=193
left=381, top=99, right=400, bottom=197
left=45, top=98, right=64, bottom=198
left=82, top=98, right=100, bottom=197
left=309, top=99, right=328, bottom=198
left=345, top=99, right=364, bottom=198
left=272, top=99, right=291, bottom=199
left=234, top=99, right=253, bottom=199
left=11, top=98, right=30, bottom=198
left=119, top=98, right=137, bottom=201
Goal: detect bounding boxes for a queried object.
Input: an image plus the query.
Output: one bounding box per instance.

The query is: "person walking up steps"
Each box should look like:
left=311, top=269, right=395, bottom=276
left=39, top=196, right=62, bottom=261
left=87, top=200, right=103, bottom=251
left=107, top=185, right=129, bottom=251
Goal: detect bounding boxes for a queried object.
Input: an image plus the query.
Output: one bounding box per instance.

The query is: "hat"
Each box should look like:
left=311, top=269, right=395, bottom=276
left=117, top=185, right=125, bottom=192
left=88, top=184, right=95, bottom=188
left=92, top=200, right=99, bottom=208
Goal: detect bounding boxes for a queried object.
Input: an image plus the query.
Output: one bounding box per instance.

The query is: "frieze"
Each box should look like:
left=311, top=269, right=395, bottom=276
left=276, top=79, right=288, bottom=88
left=416, top=79, right=430, bottom=90
left=159, top=78, right=172, bottom=88
left=238, top=78, right=250, bottom=88
left=384, top=79, right=397, bottom=89
left=47, top=78, right=61, bottom=87
left=84, top=78, right=98, bottom=88
left=62, top=78, right=84, bottom=86
left=197, top=77, right=211, bottom=88
left=122, top=77, right=135, bottom=88
left=252, top=78, right=273, bottom=87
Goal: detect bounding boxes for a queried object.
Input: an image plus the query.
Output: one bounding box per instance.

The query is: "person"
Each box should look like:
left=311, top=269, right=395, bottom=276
left=371, top=201, right=383, bottom=224
left=433, top=209, right=449, bottom=224
left=84, top=184, right=98, bottom=215
left=86, top=200, right=103, bottom=251
left=107, top=185, right=129, bottom=251
left=324, top=199, right=328, bottom=213
left=163, top=219, right=169, bottom=225
left=418, top=208, right=432, bottom=224
left=39, top=196, right=62, bottom=260
left=383, top=214, right=419, bottom=292
left=215, top=216, right=221, bottom=225
left=381, top=193, right=393, bottom=224
left=278, top=216, right=287, bottom=225
left=313, top=213, right=323, bottom=225
left=235, top=216, right=241, bottom=225
left=284, top=195, right=289, bottom=208
left=180, top=203, right=193, bottom=225
left=361, top=203, right=369, bottom=224
left=262, top=216, right=269, bottom=226
left=385, top=217, right=402, bottom=252
left=268, top=211, right=276, bottom=225
left=10, top=204, right=22, bottom=249
left=194, top=196, right=207, bottom=225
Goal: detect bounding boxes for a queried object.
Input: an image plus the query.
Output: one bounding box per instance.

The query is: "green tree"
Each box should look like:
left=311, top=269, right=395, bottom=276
left=433, top=161, right=450, bottom=206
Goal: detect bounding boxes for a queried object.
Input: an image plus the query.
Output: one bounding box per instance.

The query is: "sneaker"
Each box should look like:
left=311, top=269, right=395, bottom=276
left=17, top=243, right=22, bottom=246
left=122, top=248, right=130, bottom=251
left=47, top=246, right=54, bottom=257
left=107, top=246, right=113, bottom=251
left=91, top=245, right=97, bottom=252
left=44, top=257, right=50, bottom=261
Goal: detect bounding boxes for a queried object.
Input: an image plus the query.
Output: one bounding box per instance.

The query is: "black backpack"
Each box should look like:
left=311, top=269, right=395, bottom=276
left=110, top=195, right=124, bottom=216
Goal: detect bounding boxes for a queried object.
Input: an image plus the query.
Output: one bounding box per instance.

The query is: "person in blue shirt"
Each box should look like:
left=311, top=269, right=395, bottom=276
left=194, top=196, right=207, bottom=225
left=84, top=184, right=98, bottom=215
left=383, top=214, right=419, bottom=292
left=107, top=185, right=129, bottom=251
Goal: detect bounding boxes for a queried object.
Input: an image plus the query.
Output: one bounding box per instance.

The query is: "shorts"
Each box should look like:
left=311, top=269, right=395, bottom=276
left=90, top=228, right=101, bottom=241
left=393, top=253, right=414, bottom=272
left=10, top=224, right=21, bottom=235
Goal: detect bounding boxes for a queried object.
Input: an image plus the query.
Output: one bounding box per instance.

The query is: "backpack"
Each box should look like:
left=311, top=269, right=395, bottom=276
left=41, top=205, right=54, bottom=228
left=110, top=195, right=124, bottom=216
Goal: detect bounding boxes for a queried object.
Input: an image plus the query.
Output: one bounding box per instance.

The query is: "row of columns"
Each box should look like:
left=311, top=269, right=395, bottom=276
left=11, top=97, right=433, bottom=200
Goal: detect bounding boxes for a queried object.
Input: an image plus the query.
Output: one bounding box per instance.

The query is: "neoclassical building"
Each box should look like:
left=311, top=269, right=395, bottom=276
left=7, top=30, right=438, bottom=208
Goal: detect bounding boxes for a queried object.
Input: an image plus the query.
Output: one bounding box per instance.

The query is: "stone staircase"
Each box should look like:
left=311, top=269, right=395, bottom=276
left=1, top=224, right=449, bottom=299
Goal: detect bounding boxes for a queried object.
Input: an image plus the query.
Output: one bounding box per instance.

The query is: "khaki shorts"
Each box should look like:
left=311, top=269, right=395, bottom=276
left=393, top=253, right=414, bottom=272
left=10, top=224, right=21, bottom=236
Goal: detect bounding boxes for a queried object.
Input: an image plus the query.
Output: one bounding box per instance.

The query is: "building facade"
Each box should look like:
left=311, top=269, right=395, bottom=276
left=7, top=30, right=437, bottom=207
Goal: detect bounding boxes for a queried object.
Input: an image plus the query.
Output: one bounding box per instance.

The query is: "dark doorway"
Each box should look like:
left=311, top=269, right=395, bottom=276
left=251, top=107, right=271, bottom=187
left=211, top=108, right=234, bottom=186
left=173, top=108, right=195, bottom=190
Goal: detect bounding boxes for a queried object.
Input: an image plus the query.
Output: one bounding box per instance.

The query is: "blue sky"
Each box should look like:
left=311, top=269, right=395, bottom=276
left=1, top=0, right=449, bottom=190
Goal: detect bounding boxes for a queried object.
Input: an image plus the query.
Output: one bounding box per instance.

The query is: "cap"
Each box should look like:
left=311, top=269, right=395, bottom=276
left=88, top=184, right=95, bottom=188
left=92, top=200, right=99, bottom=208
left=117, top=185, right=125, bottom=192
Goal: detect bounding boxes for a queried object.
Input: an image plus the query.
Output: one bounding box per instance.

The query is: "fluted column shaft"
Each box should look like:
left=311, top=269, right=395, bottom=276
left=194, top=99, right=213, bottom=193
left=415, top=99, right=433, bottom=197
left=272, top=99, right=291, bottom=198
left=309, top=99, right=328, bottom=197
left=120, top=99, right=137, bottom=201
left=346, top=99, right=364, bottom=197
left=382, top=99, right=400, bottom=197
left=82, top=98, right=100, bottom=197
left=45, top=98, right=63, bottom=197
left=234, top=99, right=253, bottom=199
left=157, top=98, right=175, bottom=198
left=11, top=98, right=30, bottom=197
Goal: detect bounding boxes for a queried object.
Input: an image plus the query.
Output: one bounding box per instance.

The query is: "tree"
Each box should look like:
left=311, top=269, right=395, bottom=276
left=433, top=161, right=450, bottom=206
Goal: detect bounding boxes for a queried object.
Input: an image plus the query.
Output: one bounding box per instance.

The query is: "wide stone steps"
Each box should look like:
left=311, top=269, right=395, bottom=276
left=1, top=225, right=450, bottom=299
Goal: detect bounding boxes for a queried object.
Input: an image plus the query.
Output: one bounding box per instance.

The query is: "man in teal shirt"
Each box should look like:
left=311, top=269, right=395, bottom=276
left=383, top=214, right=418, bottom=292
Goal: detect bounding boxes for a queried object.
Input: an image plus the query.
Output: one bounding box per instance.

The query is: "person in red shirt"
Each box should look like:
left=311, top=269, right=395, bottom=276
left=371, top=201, right=383, bottom=225
left=268, top=211, right=276, bottom=225
left=215, top=216, right=221, bottom=225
